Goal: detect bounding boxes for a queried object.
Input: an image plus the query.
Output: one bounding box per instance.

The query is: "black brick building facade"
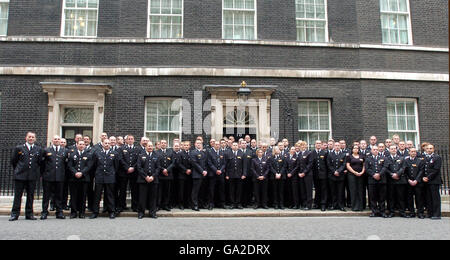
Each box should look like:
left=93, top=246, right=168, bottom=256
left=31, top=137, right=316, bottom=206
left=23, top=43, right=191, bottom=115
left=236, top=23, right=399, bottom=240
left=0, top=0, right=448, bottom=148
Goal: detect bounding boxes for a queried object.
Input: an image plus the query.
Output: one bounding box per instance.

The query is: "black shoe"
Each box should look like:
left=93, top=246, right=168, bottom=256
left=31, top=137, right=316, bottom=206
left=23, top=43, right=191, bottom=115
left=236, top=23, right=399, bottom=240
left=340, top=208, right=346, bottom=212
left=237, top=205, right=244, bottom=209
left=89, top=213, right=98, bottom=219
left=208, top=204, right=214, bottom=210
left=79, top=213, right=85, bottom=219
left=9, top=216, right=18, bottom=221
left=192, top=206, right=199, bottom=211
left=303, top=207, right=311, bottom=211
left=328, top=206, right=335, bottom=210
left=369, top=213, right=377, bottom=218
left=382, top=213, right=388, bottom=218
left=418, top=214, right=425, bottom=219
left=321, top=206, right=326, bottom=212
left=138, top=213, right=145, bottom=219
left=109, top=213, right=116, bottom=219
left=150, top=213, right=158, bottom=219
left=409, top=214, right=416, bottom=218
left=162, top=207, right=171, bottom=212
left=431, top=216, right=441, bottom=220
left=253, top=205, right=259, bottom=210
left=64, top=206, right=70, bottom=211
left=400, top=213, right=408, bottom=218
left=40, top=214, right=48, bottom=220
left=70, top=213, right=78, bottom=219
left=102, top=209, right=108, bottom=213
left=388, top=213, right=394, bottom=218
left=50, top=206, right=56, bottom=212
left=56, top=212, right=66, bottom=219
left=26, top=216, right=37, bottom=220
left=313, top=205, right=320, bottom=209
left=280, top=205, right=285, bottom=210
left=179, top=205, right=184, bottom=210
left=263, top=206, right=269, bottom=209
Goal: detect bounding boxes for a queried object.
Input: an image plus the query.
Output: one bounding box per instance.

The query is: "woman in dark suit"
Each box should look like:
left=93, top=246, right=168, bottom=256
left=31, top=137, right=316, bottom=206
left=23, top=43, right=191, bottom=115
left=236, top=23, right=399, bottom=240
left=251, top=149, right=270, bottom=209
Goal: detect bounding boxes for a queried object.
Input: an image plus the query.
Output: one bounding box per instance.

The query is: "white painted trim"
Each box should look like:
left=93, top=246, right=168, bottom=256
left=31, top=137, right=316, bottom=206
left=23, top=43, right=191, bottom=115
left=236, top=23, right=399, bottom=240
left=0, top=66, right=448, bottom=82
left=61, top=0, right=99, bottom=38
left=386, top=98, right=420, bottom=145
left=0, top=36, right=447, bottom=52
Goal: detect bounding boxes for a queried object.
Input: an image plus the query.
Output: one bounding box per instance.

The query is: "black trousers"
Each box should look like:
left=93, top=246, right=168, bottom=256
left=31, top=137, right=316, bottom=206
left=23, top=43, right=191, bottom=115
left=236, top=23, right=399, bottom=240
left=242, top=177, right=254, bottom=206
left=388, top=184, right=407, bottom=213
left=314, top=178, right=328, bottom=206
left=425, top=184, right=441, bottom=218
left=11, top=180, right=36, bottom=217
left=253, top=179, right=268, bottom=207
left=69, top=182, right=88, bottom=214
left=347, top=174, right=365, bottom=211
left=191, top=179, right=203, bottom=208
left=62, top=179, right=70, bottom=207
left=158, top=179, right=172, bottom=208
left=93, top=183, right=115, bottom=214
left=407, top=183, right=425, bottom=214
left=228, top=178, right=243, bottom=206
left=117, top=175, right=138, bottom=210
left=178, top=178, right=193, bottom=207
left=299, top=174, right=314, bottom=208
left=328, top=179, right=345, bottom=209
left=87, top=177, right=95, bottom=210
left=368, top=183, right=387, bottom=214
left=272, top=179, right=285, bottom=206
left=208, top=175, right=225, bottom=206
left=138, top=183, right=158, bottom=215
left=42, top=181, right=64, bottom=214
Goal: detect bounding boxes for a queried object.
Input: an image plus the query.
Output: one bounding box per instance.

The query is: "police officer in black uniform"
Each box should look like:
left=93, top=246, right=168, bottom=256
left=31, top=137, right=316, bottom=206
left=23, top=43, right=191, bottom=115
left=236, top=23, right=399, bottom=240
left=326, top=142, right=347, bottom=211
left=270, top=146, right=286, bottom=209
left=404, top=147, right=425, bottom=218
left=384, top=145, right=407, bottom=218
left=136, top=142, right=160, bottom=219
left=67, top=140, right=91, bottom=219
left=207, top=140, right=227, bottom=210
left=226, top=142, right=246, bottom=209
left=156, top=139, right=175, bottom=211
left=365, top=146, right=387, bottom=217
left=9, top=132, right=43, bottom=221
left=311, top=140, right=328, bottom=211
left=422, top=144, right=442, bottom=220
left=190, top=140, right=208, bottom=211
left=286, top=147, right=299, bottom=209
left=251, top=149, right=270, bottom=209
left=90, top=139, right=120, bottom=219
left=41, top=135, right=67, bottom=220
left=296, top=141, right=314, bottom=210
left=177, top=141, right=193, bottom=210
left=240, top=140, right=254, bottom=208
left=117, top=135, right=139, bottom=212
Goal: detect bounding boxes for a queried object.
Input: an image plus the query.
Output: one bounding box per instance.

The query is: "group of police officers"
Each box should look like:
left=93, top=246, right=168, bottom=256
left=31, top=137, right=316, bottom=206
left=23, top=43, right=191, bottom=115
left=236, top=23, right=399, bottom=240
left=9, top=132, right=442, bottom=221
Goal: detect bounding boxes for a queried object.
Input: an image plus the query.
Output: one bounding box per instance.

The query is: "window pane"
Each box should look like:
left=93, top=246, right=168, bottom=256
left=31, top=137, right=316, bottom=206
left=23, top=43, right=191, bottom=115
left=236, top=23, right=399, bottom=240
left=397, top=116, right=406, bottom=130
left=235, top=0, right=245, bottom=9
left=319, top=116, right=329, bottom=130
left=309, top=116, right=319, bottom=130
left=405, top=102, right=415, bottom=115
left=224, top=0, right=233, bottom=9
left=380, top=0, right=389, bottom=12
left=389, top=0, right=399, bottom=11
left=387, top=116, right=396, bottom=130
left=158, top=116, right=169, bottom=131
left=63, top=108, right=94, bottom=124
left=308, top=101, right=319, bottom=115
left=245, top=0, right=254, bottom=10
left=245, top=26, right=255, bottom=40
left=298, top=101, right=308, bottom=115
left=147, top=115, right=157, bottom=131
left=150, top=23, right=160, bottom=38
left=77, top=0, right=87, bottom=8
left=0, top=3, right=9, bottom=19
left=66, top=0, right=76, bottom=8
left=150, top=0, right=161, bottom=13
left=224, top=25, right=234, bottom=38
left=407, top=116, right=416, bottom=130
left=87, top=0, right=98, bottom=8
left=234, top=11, right=244, bottom=25
left=158, top=100, right=169, bottom=115
left=298, top=116, right=308, bottom=130
left=169, top=115, right=180, bottom=131
left=299, top=132, right=308, bottom=142
left=234, top=25, right=244, bottom=39
left=244, top=12, right=254, bottom=25
left=396, top=102, right=406, bottom=115
left=399, top=0, right=408, bottom=12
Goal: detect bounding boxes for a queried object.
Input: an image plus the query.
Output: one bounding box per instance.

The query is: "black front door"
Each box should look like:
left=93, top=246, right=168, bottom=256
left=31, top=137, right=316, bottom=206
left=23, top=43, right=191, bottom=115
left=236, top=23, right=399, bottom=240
left=62, top=127, right=93, bottom=147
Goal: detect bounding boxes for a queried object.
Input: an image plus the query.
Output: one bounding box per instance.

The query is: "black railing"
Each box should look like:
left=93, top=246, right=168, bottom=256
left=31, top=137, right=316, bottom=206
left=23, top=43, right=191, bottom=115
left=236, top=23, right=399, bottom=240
left=0, top=146, right=449, bottom=198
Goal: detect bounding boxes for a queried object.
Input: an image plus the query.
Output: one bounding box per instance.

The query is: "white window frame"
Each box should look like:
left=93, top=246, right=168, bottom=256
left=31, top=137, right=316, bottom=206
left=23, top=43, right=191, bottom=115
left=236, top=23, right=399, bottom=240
left=144, top=97, right=183, bottom=147
left=297, top=99, right=332, bottom=145
left=295, top=0, right=329, bottom=43
left=386, top=98, right=420, bottom=145
left=60, top=105, right=95, bottom=128
left=0, top=0, right=9, bottom=36
left=60, top=0, right=99, bottom=38
left=222, top=0, right=257, bottom=40
left=379, top=0, right=413, bottom=45
left=147, top=0, right=184, bottom=39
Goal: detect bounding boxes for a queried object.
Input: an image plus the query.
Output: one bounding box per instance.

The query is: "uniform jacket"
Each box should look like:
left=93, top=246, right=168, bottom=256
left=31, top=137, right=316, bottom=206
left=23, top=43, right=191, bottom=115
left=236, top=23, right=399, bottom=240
left=190, top=149, right=208, bottom=179
left=270, top=154, right=286, bottom=180
left=178, top=150, right=193, bottom=180
left=118, top=145, right=139, bottom=177
left=207, top=148, right=226, bottom=177
left=226, top=150, right=245, bottom=179
left=251, top=157, right=270, bottom=181
left=10, top=144, right=43, bottom=181
left=404, top=156, right=425, bottom=183
left=41, top=146, right=67, bottom=182
left=156, top=148, right=175, bottom=180
left=326, top=151, right=347, bottom=181
left=136, top=151, right=160, bottom=184
left=365, top=155, right=387, bottom=184
left=311, top=149, right=328, bottom=180
left=285, top=153, right=299, bottom=179
left=423, top=154, right=442, bottom=185
left=384, top=155, right=407, bottom=184
left=67, top=149, right=92, bottom=183
left=91, top=149, right=120, bottom=184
